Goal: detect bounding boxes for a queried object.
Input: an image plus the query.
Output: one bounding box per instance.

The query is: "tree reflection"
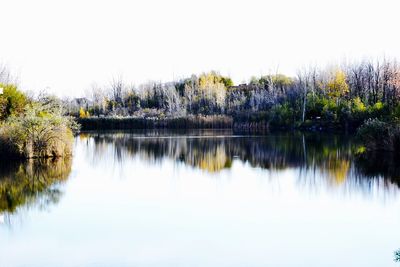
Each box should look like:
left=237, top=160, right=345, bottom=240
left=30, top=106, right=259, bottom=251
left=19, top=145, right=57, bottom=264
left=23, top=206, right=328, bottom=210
left=356, top=152, right=400, bottom=186
left=83, top=131, right=400, bottom=193
left=0, top=158, right=72, bottom=215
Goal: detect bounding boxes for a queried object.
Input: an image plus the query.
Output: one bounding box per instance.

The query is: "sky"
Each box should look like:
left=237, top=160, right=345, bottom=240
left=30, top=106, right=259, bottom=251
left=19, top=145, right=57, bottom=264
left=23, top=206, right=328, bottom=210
left=1, top=0, right=400, bottom=97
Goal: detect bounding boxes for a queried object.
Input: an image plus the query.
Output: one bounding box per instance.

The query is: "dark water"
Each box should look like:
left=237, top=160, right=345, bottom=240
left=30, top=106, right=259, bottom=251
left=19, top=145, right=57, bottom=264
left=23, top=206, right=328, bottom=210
left=1, top=130, right=400, bottom=267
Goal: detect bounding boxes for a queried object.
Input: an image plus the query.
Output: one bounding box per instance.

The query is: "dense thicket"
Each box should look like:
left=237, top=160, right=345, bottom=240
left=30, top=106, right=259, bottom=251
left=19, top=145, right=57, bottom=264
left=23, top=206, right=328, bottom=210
left=0, top=79, right=77, bottom=159
left=69, top=59, right=400, bottom=130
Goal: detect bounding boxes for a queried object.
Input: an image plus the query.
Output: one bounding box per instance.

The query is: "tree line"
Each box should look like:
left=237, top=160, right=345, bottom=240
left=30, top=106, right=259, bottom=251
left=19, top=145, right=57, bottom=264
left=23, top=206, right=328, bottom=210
left=2, top=58, right=400, bottom=132
left=69, top=58, right=400, bottom=130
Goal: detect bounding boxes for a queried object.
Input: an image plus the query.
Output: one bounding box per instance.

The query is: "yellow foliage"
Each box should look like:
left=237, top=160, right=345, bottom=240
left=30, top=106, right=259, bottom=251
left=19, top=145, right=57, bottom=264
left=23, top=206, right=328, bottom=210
left=199, top=72, right=225, bottom=90
left=355, top=146, right=366, bottom=155
left=352, top=97, right=366, bottom=112
left=373, top=101, right=384, bottom=110
left=197, top=147, right=228, bottom=172
left=326, top=70, right=349, bottom=99
left=326, top=158, right=350, bottom=185
left=271, top=74, right=294, bottom=87
left=79, top=107, right=87, bottom=118
left=198, top=72, right=227, bottom=107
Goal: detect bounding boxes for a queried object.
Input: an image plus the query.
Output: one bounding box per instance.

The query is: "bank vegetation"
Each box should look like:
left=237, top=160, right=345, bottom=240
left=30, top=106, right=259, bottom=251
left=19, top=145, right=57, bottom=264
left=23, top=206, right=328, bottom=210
left=0, top=67, right=78, bottom=159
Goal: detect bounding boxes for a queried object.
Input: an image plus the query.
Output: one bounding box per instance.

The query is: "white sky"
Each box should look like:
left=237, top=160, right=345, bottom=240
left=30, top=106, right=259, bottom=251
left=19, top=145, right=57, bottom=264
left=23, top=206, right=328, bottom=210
left=1, top=0, right=400, bottom=97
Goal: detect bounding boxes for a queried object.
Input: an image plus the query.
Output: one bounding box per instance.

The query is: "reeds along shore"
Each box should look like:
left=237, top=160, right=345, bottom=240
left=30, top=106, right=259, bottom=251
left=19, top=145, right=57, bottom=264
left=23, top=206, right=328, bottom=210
left=77, top=115, right=234, bottom=130
left=76, top=115, right=344, bottom=132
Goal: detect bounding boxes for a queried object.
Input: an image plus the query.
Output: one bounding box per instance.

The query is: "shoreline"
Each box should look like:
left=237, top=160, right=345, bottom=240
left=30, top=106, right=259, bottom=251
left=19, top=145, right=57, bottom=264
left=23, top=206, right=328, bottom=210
left=77, top=116, right=358, bottom=134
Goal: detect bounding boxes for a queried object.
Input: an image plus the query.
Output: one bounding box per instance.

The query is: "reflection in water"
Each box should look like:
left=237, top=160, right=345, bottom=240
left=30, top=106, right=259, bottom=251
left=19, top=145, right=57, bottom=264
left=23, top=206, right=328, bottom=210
left=356, top=152, right=400, bottom=185
left=82, top=131, right=400, bottom=195
left=0, top=158, right=72, bottom=220
left=1, top=131, right=400, bottom=267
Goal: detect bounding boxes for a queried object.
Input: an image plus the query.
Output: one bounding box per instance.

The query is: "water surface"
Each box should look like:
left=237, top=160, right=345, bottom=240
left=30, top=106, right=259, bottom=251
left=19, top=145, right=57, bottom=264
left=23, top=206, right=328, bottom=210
left=1, top=130, right=400, bottom=267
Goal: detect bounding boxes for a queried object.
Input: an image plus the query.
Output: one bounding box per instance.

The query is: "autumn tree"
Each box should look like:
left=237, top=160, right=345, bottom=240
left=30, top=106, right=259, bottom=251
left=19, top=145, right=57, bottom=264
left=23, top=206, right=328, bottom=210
left=79, top=107, right=88, bottom=118
left=326, top=70, right=349, bottom=104
left=0, top=84, right=27, bottom=121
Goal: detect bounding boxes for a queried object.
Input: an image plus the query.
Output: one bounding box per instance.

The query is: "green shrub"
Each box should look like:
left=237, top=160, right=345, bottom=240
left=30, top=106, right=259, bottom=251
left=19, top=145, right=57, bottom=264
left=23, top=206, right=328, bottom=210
left=357, top=118, right=400, bottom=153
left=270, top=103, right=295, bottom=127
left=0, top=103, right=78, bottom=159
left=393, top=104, right=400, bottom=119
left=368, top=101, right=389, bottom=119
left=0, top=83, right=27, bottom=120
left=352, top=97, right=367, bottom=113
left=321, top=98, right=337, bottom=121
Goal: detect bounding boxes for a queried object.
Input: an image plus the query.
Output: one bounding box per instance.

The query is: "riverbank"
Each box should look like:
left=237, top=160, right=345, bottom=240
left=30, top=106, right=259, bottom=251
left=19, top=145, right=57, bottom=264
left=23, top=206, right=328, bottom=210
left=77, top=115, right=357, bottom=133
left=77, top=115, right=233, bottom=130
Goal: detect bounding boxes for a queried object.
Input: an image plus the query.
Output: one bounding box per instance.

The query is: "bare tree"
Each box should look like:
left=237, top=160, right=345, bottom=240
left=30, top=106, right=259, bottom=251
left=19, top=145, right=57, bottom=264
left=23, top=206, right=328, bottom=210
left=0, top=64, right=18, bottom=85
left=86, top=83, right=106, bottom=116
left=297, top=69, right=310, bottom=123
left=110, top=76, right=124, bottom=105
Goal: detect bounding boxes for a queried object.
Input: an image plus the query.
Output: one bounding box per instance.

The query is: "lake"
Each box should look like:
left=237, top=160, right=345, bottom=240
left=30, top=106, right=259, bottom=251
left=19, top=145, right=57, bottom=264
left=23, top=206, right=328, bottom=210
left=1, top=130, right=400, bottom=267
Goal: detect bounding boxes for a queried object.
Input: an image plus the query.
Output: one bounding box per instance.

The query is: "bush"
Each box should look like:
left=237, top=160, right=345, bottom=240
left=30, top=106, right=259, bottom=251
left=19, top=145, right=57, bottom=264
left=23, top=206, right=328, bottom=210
left=321, top=98, right=337, bottom=121
left=368, top=101, right=388, bottom=119
left=0, top=83, right=27, bottom=120
left=350, top=97, right=367, bottom=121
left=357, top=118, right=400, bottom=153
left=270, top=103, right=295, bottom=127
left=0, top=103, right=78, bottom=159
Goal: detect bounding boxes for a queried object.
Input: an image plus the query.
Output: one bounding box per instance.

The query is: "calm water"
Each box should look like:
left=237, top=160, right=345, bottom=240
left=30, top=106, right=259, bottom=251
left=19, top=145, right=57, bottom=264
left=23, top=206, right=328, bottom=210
left=1, top=130, right=400, bottom=267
